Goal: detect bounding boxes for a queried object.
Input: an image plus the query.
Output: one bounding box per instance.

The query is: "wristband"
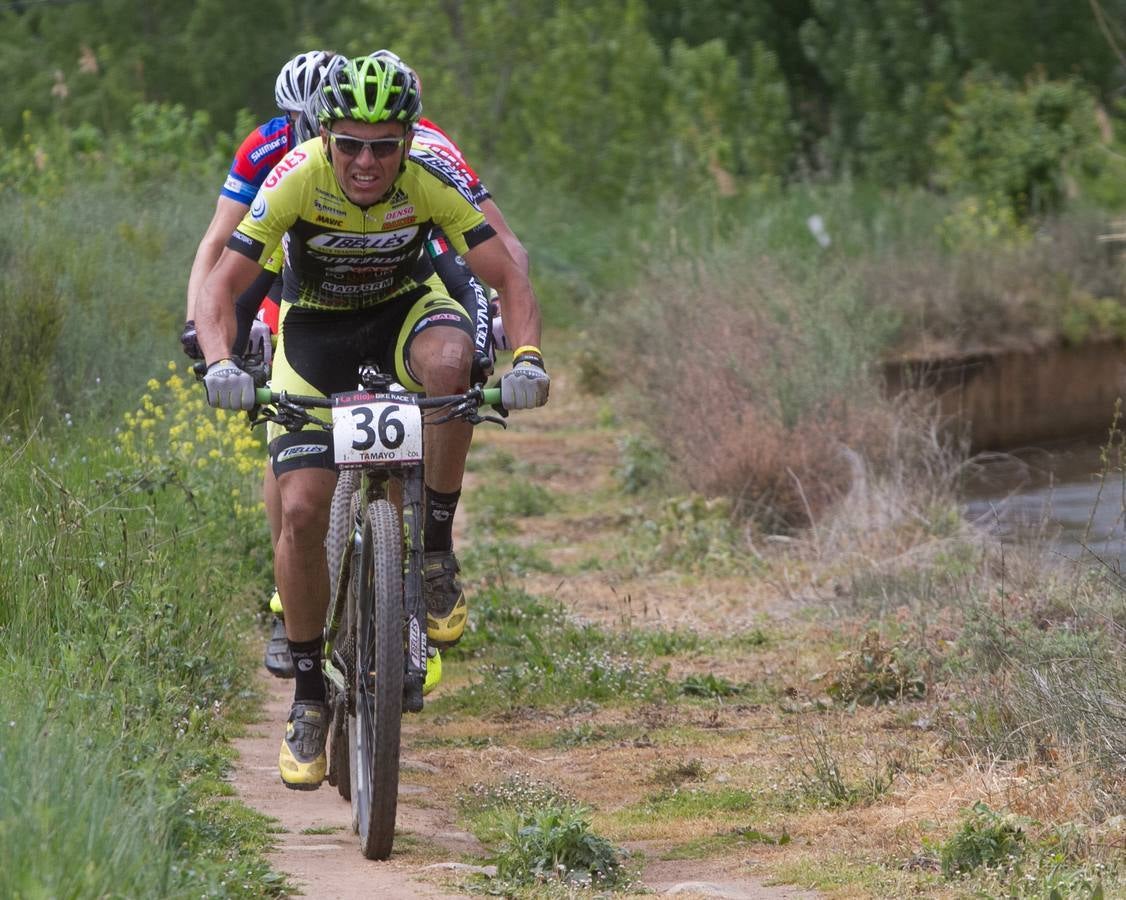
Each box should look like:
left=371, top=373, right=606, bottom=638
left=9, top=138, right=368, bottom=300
left=512, top=345, right=541, bottom=359
left=513, top=351, right=545, bottom=370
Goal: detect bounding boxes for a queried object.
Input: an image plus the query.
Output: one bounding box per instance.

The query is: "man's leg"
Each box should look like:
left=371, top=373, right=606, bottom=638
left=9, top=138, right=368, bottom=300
left=408, top=325, right=474, bottom=647
left=262, top=463, right=293, bottom=678
left=274, top=462, right=337, bottom=790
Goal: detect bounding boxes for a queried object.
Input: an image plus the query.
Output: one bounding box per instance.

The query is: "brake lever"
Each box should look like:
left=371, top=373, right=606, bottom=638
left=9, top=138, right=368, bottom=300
left=472, top=413, right=508, bottom=428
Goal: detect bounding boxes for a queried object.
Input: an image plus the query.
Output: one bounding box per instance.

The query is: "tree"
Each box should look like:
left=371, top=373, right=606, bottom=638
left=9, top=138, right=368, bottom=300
left=799, top=0, right=958, bottom=182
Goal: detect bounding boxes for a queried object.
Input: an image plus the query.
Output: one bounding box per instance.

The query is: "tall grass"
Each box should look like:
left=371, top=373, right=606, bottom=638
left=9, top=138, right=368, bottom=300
left=597, top=229, right=900, bottom=529
left=0, top=170, right=214, bottom=426
left=0, top=384, right=278, bottom=895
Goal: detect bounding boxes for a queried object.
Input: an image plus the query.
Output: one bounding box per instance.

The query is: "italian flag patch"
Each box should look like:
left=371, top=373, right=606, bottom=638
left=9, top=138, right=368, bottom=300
left=426, top=237, right=450, bottom=257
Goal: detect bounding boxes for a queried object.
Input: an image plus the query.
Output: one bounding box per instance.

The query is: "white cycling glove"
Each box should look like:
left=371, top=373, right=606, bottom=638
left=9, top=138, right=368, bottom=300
left=246, top=318, right=273, bottom=368
left=203, top=358, right=256, bottom=410
left=500, top=346, right=550, bottom=410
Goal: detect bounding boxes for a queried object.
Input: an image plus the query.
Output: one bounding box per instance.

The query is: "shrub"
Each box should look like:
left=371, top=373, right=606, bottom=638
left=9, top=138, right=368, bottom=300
left=939, top=802, right=1026, bottom=878
left=459, top=773, right=631, bottom=891
left=936, top=73, right=1101, bottom=221
left=491, top=805, right=628, bottom=889
left=606, top=248, right=898, bottom=530
left=615, top=433, right=668, bottom=494
left=824, top=630, right=926, bottom=706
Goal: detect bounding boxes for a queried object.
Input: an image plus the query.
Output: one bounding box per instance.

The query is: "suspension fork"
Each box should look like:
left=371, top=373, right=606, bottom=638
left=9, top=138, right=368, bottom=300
left=399, top=469, right=427, bottom=713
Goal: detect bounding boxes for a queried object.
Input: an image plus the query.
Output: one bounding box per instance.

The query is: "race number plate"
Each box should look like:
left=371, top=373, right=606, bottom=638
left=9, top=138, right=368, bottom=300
left=331, top=391, right=423, bottom=468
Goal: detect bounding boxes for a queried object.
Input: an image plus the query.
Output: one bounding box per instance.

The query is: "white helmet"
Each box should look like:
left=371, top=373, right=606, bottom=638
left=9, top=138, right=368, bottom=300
left=369, top=48, right=404, bottom=66
left=275, top=50, right=335, bottom=139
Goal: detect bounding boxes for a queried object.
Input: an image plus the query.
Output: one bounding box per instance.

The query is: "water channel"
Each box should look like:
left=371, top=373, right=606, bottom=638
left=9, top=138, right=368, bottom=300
left=961, top=439, right=1126, bottom=570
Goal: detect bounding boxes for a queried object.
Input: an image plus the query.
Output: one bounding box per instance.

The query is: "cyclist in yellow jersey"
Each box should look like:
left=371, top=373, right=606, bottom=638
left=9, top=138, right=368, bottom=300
left=195, top=55, right=549, bottom=789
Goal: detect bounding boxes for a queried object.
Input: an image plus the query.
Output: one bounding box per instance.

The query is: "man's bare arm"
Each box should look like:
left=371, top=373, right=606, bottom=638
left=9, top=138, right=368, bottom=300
left=186, top=196, right=252, bottom=320
left=196, top=249, right=265, bottom=365
left=479, top=198, right=529, bottom=278
left=463, top=235, right=541, bottom=352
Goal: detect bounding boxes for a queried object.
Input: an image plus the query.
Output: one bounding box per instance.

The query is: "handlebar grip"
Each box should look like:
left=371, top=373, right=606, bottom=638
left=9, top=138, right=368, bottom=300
left=255, top=387, right=273, bottom=405
left=482, top=387, right=503, bottom=408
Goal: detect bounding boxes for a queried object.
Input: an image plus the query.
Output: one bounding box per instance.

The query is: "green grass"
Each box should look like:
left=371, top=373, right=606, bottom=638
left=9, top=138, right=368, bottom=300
left=456, top=774, right=633, bottom=894
left=659, top=824, right=791, bottom=860
left=434, top=587, right=679, bottom=715
left=0, top=408, right=280, bottom=895
left=1, top=172, right=214, bottom=426
left=614, top=787, right=762, bottom=829
left=470, top=478, right=558, bottom=519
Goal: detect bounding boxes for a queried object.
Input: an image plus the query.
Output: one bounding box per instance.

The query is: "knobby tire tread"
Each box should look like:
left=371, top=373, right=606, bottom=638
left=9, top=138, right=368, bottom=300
left=352, top=498, right=403, bottom=860
left=325, top=471, right=359, bottom=803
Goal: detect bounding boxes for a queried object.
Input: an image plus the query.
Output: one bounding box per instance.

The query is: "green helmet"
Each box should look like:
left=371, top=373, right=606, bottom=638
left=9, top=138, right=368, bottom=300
left=316, top=55, right=422, bottom=126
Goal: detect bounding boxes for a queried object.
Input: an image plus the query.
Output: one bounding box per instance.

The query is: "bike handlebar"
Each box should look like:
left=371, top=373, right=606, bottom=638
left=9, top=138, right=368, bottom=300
left=253, top=386, right=503, bottom=409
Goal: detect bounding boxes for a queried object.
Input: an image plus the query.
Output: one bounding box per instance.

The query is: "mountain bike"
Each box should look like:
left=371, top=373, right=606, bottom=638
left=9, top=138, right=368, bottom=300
left=249, top=368, right=505, bottom=859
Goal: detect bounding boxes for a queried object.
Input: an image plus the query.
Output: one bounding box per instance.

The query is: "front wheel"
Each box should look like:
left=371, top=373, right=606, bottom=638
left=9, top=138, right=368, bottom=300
left=350, top=498, right=403, bottom=860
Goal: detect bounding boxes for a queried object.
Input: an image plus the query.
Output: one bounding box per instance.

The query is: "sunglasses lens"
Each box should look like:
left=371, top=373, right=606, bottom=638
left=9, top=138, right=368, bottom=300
left=333, top=136, right=365, bottom=156
left=369, top=140, right=400, bottom=158
left=331, top=135, right=402, bottom=157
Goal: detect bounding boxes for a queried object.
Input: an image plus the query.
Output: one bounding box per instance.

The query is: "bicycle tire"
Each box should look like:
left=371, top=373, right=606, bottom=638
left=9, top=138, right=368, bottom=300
left=351, top=498, right=403, bottom=860
left=325, top=469, right=360, bottom=601
left=327, top=688, right=350, bottom=800
left=326, top=471, right=360, bottom=804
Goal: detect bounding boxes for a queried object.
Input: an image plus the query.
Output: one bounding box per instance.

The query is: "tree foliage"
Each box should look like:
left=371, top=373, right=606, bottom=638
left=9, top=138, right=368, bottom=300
left=0, top=0, right=1121, bottom=206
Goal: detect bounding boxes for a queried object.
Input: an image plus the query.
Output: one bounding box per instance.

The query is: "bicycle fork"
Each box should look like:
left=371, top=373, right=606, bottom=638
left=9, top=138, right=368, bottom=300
left=400, top=472, right=427, bottom=713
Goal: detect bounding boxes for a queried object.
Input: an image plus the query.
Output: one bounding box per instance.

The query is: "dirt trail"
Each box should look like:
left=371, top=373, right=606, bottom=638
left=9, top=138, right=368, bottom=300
left=229, top=365, right=824, bottom=899
left=232, top=675, right=819, bottom=899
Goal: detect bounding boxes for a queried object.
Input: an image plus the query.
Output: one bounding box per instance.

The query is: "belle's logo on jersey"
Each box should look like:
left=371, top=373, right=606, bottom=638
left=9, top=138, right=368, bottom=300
left=262, top=148, right=308, bottom=190
left=309, top=225, right=420, bottom=251
left=251, top=196, right=268, bottom=220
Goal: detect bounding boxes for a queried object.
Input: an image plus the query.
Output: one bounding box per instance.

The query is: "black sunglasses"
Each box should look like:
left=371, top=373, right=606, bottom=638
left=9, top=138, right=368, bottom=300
left=328, top=132, right=406, bottom=159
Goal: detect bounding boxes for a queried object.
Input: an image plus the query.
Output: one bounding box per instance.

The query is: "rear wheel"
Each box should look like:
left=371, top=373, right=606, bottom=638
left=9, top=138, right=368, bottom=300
left=350, top=498, right=403, bottom=860
left=325, top=471, right=359, bottom=803
left=325, top=470, right=360, bottom=606
left=327, top=688, right=350, bottom=800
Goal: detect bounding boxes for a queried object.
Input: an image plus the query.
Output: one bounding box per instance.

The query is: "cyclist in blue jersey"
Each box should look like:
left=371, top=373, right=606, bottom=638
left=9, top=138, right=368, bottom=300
left=182, top=50, right=337, bottom=680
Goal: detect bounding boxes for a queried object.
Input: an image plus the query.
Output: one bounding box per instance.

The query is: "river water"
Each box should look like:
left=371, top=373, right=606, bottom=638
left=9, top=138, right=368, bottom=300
left=962, top=440, right=1126, bottom=570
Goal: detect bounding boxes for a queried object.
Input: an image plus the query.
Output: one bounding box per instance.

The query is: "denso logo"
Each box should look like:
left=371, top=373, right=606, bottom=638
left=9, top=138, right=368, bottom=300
left=384, top=206, right=415, bottom=224
left=262, top=148, right=308, bottom=189
left=249, top=135, right=286, bottom=165
left=309, top=226, right=418, bottom=251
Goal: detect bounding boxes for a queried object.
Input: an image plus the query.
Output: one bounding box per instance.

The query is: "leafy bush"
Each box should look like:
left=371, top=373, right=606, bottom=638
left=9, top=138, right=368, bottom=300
left=624, top=494, right=755, bottom=572
left=472, top=478, right=557, bottom=520
left=940, top=802, right=1026, bottom=878
left=936, top=73, right=1101, bottom=221
left=823, top=630, right=926, bottom=706
left=459, top=773, right=631, bottom=891
left=491, top=805, right=628, bottom=890
left=615, top=433, right=668, bottom=494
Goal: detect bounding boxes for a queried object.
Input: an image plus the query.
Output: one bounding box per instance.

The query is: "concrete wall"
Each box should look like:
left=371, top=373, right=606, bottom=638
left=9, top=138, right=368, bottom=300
left=883, top=340, right=1126, bottom=450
